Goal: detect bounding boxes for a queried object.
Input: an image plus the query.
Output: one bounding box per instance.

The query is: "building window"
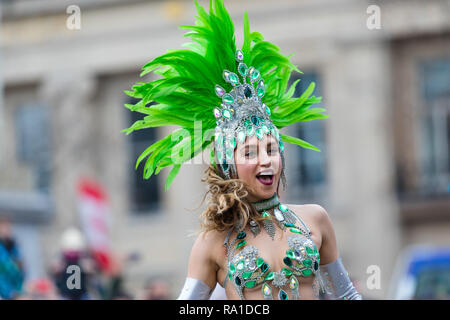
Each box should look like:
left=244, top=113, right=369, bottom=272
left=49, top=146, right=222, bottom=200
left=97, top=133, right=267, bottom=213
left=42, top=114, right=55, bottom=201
left=14, top=104, right=52, bottom=193
left=418, top=58, right=450, bottom=196
left=287, top=72, right=327, bottom=201
left=127, top=98, right=160, bottom=213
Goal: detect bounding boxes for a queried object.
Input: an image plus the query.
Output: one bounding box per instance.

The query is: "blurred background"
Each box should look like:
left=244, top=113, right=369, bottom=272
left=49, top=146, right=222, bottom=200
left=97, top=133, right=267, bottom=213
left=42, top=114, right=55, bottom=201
left=0, top=0, right=449, bottom=300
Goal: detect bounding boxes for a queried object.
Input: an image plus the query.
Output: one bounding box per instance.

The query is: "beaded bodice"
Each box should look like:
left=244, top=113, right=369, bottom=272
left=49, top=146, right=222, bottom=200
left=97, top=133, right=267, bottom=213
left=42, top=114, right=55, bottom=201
left=224, top=194, right=321, bottom=300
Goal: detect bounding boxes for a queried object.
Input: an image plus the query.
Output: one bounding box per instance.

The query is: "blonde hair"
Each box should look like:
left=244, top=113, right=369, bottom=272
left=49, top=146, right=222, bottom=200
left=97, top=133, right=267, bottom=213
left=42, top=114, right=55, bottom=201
left=198, top=165, right=266, bottom=233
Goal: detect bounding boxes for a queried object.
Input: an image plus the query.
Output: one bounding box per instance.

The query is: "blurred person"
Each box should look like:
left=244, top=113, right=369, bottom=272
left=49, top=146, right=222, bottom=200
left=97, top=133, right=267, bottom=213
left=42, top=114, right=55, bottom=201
left=124, top=0, right=362, bottom=301
left=50, top=227, right=96, bottom=300
left=142, top=278, right=171, bottom=300
left=20, top=278, right=60, bottom=300
left=0, top=217, right=25, bottom=299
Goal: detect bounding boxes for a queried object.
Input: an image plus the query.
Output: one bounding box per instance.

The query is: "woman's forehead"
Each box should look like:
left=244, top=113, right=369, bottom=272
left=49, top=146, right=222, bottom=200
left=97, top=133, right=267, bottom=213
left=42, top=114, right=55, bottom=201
left=238, top=135, right=277, bottom=149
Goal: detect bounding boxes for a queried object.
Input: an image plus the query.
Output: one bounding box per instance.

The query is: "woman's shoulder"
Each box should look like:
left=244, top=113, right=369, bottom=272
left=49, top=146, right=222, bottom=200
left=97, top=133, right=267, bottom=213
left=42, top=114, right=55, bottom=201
left=191, top=229, right=229, bottom=257
left=287, top=203, right=330, bottom=223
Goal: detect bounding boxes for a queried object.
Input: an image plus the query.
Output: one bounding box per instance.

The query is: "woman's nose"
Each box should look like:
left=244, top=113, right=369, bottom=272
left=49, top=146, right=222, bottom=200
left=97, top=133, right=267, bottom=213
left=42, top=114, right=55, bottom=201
left=258, top=149, right=271, bottom=166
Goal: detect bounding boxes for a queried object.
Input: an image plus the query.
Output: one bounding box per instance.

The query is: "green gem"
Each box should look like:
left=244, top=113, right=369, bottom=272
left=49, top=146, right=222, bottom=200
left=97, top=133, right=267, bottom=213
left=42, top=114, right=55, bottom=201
left=226, top=148, right=233, bottom=160
left=251, top=115, right=260, bottom=126
left=280, top=141, right=284, bottom=152
left=222, top=109, right=231, bottom=119
left=256, top=257, right=264, bottom=268
left=286, top=250, right=295, bottom=259
left=228, top=271, right=232, bottom=280
left=306, top=246, right=314, bottom=257
left=262, top=283, right=272, bottom=296
left=246, top=125, right=254, bottom=137
left=217, top=151, right=223, bottom=163
left=251, top=69, right=260, bottom=81
left=262, top=211, right=270, bottom=218
left=257, top=86, right=265, bottom=98
left=235, top=276, right=242, bottom=286
left=289, top=228, right=302, bottom=234
left=244, top=86, right=252, bottom=98
left=230, top=263, right=235, bottom=273
left=256, top=128, right=263, bottom=140
left=236, top=261, right=245, bottom=271
left=261, top=262, right=269, bottom=273
left=245, top=280, right=256, bottom=288
left=242, top=271, right=253, bottom=279
left=223, top=94, right=234, bottom=104
left=302, top=269, right=312, bottom=276
left=314, top=261, right=319, bottom=271
left=244, top=119, right=251, bottom=127
left=228, top=73, right=239, bottom=84
left=284, top=222, right=295, bottom=228
left=279, top=289, right=288, bottom=300
left=265, top=272, right=274, bottom=281
left=279, top=204, right=288, bottom=212
left=303, top=259, right=312, bottom=267
left=236, top=240, right=246, bottom=249
left=229, top=136, right=236, bottom=149
left=283, top=257, right=292, bottom=267
left=237, top=131, right=246, bottom=144
left=265, top=105, right=271, bottom=115
left=282, top=268, right=293, bottom=276
left=237, top=231, right=246, bottom=239
left=262, top=124, right=270, bottom=134
left=238, top=63, right=248, bottom=76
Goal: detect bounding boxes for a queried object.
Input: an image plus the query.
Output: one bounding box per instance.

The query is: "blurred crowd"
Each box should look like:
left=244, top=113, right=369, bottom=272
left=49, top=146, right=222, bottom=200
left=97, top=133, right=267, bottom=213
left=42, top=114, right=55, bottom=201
left=0, top=218, right=171, bottom=300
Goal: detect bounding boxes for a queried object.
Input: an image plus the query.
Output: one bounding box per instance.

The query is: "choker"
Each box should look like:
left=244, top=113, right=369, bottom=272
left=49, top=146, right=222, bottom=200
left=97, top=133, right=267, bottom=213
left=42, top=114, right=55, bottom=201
left=251, top=193, right=280, bottom=212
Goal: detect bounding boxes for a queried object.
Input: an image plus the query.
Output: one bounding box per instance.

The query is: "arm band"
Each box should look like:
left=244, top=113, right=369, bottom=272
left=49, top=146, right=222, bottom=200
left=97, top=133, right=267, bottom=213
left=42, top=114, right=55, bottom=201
left=318, top=257, right=362, bottom=300
left=177, top=277, right=213, bottom=300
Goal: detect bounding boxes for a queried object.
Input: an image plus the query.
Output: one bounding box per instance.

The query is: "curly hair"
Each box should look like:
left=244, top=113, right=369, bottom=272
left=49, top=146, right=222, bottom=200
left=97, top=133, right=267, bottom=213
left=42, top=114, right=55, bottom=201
left=198, top=165, right=271, bottom=234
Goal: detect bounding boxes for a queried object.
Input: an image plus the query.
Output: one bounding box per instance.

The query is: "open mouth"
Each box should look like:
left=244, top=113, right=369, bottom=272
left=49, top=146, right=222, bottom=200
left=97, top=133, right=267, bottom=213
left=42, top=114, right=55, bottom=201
left=256, top=173, right=274, bottom=186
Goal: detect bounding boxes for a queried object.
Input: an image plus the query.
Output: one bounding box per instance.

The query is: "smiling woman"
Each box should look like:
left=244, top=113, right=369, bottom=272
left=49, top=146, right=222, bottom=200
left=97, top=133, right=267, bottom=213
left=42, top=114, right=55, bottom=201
left=124, top=0, right=361, bottom=301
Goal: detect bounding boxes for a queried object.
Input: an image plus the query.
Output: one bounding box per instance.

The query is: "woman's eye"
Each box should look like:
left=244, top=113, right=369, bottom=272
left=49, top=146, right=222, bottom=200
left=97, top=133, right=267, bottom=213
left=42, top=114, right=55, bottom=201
left=245, top=151, right=256, bottom=157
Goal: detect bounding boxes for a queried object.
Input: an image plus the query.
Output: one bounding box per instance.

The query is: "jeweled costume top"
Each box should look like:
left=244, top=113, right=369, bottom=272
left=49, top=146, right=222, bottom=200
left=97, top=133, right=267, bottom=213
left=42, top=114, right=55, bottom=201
left=123, top=0, right=362, bottom=301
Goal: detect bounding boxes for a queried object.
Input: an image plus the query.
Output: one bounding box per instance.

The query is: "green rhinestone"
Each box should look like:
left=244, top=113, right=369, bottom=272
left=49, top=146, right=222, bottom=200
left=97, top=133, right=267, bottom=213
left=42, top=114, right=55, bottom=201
left=244, top=119, right=251, bottom=127
left=283, top=257, right=292, bottom=267
left=302, top=269, right=312, bottom=276
left=314, top=261, right=319, bottom=271
left=242, top=271, right=253, bottom=279
left=228, top=73, right=239, bottom=84
left=236, top=240, right=246, bottom=249
left=237, top=231, right=246, bottom=239
left=238, top=63, right=248, bottom=76
left=279, top=289, right=288, bottom=300
left=251, top=69, right=260, bottom=81
left=262, top=124, right=270, bottom=134
left=257, top=86, right=265, bottom=98
left=229, top=263, right=235, bottom=273
left=251, top=115, right=260, bottom=126
left=280, top=140, right=284, bottom=152
left=244, top=86, right=252, bottom=98
left=223, top=94, right=234, bottom=104
left=286, top=250, right=295, bottom=259
left=262, top=211, right=270, bottom=218
left=279, top=204, right=288, bottom=212
left=265, top=105, right=271, bottom=115
left=236, top=261, right=245, bottom=271
left=217, top=151, right=223, bottom=164
left=226, top=148, right=233, bottom=160
left=303, top=259, right=312, bottom=267
left=306, top=246, right=314, bottom=257
left=256, top=257, right=264, bottom=268
left=222, top=109, right=231, bottom=119
left=284, top=222, right=296, bottom=228
left=282, top=268, right=293, bottom=276
left=228, top=136, right=236, bottom=149
left=235, top=276, right=242, bottom=286
left=255, top=128, right=263, bottom=140
left=246, top=125, right=254, bottom=137
left=261, top=262, right=269, bottom=273
left=289, top=228, right=302, bottom=234
left=228, top=271, right=232, bottom=280
left=264, top=272, right=274, bottom=281
left=237, top=131, right=246, bottom=144
left=245, top=280, right=256, bottom=288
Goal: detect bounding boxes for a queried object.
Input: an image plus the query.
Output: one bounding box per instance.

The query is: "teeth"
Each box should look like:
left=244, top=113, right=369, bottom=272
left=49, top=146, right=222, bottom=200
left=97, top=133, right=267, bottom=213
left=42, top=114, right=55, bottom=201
left=258, top=171, right=273, bottom=176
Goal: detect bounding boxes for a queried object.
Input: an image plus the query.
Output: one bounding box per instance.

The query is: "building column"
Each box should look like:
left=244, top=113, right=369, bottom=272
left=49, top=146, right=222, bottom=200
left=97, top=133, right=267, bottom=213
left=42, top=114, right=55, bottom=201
left=325, top=40, right=402, bottom=299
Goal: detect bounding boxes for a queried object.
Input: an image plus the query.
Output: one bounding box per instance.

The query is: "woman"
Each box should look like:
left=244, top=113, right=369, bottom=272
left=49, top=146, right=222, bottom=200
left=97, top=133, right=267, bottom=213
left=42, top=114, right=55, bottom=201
left=124, top=0, right=362, bottom=300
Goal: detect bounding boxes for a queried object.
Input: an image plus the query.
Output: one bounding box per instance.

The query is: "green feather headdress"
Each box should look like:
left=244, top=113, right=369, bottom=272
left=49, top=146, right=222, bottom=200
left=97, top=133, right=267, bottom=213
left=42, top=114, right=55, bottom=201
left=123, top=0, right=327, bottom=190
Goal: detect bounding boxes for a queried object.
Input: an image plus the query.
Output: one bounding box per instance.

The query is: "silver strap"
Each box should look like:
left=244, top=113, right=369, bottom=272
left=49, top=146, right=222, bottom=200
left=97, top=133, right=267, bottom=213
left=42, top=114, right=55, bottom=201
left=177, top=277, right=214, bottom=300
left=319, top=257, right=362, bottom=300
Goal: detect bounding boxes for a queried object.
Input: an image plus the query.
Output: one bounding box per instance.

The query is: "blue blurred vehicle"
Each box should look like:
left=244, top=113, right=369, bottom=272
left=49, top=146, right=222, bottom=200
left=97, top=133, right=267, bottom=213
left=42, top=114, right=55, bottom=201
left=389, top=245, right=450, bottom=299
